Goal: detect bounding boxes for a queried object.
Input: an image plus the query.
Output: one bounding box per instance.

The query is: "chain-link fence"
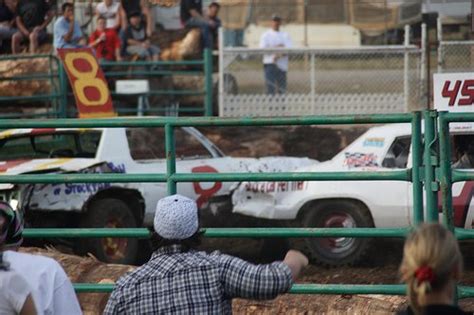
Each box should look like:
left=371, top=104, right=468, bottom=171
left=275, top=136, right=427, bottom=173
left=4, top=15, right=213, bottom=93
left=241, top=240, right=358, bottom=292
left=438, top=41, right=474, bottom=73
left=219, top=46, right=424, bottom=117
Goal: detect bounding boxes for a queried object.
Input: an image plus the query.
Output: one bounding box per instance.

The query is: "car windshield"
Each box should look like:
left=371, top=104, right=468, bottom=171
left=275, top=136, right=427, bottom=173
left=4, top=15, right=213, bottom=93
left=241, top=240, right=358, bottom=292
left=0, top=130, right=102, bottom=161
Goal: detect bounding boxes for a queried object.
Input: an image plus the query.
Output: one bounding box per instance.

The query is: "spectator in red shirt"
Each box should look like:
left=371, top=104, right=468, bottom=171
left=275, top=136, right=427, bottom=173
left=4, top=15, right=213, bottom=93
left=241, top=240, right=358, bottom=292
left=89, top=15, right=121, bottom=61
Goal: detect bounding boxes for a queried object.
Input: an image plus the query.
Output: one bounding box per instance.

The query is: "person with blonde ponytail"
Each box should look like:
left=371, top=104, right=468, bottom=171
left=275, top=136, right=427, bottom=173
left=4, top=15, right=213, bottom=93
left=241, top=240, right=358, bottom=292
left=398, top=223, right=471, bottom=315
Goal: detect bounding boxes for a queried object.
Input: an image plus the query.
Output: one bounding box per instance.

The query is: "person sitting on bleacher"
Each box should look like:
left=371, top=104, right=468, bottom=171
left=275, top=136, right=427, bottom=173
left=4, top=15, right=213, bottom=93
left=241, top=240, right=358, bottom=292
left=104, top=194, right=308, bottom=314
left=119, top=0, right=152, bottom=37
left=89, top=15, right=121, bottom=62
left=12, top=0, right=54, bottom=54
left=53, top=2, right=86, bottom=50
left=0, top=0, right=17, bottom=52
left=206, top=2, right=221, bottom=49
left=124, top=11, right=159, bottom=62
left=181, top=0, right=216, bottom=49
left=0, top=201, right=82, bottom=315
left=398, top=223, right=469, bottom=315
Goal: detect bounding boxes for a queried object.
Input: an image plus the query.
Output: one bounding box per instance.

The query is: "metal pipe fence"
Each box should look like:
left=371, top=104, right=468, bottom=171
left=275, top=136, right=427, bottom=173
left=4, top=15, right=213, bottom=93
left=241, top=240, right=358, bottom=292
left=4, top=112, right=423, bottom=294
left=0, top=49, right=214, bottom=118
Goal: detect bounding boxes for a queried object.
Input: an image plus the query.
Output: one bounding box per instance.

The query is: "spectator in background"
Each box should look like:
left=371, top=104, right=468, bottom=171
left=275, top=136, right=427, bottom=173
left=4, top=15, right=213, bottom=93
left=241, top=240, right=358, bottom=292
left=104, top=194, right=308, bottom=314
left=398, top=223, right=468, bottom=315
left=89, top=15, right=121, bottom=61
left=124, top=11, right=159, bottom=61
left=206, top=1, right=221, bottom=49
left=12, top=0, right=54, bottom=54
left=53, top=2, right=85, bottom=50
left=95, top=0, right=121, bottom=31
left=259, top=14, right=292, bottom=95
left=181, top=0, right=216, bottom=49
left=120, top=0, right=152, bottom=37
left=0, top=0, right=17, bottom=51
left=0, top=202, right=82, bottom=315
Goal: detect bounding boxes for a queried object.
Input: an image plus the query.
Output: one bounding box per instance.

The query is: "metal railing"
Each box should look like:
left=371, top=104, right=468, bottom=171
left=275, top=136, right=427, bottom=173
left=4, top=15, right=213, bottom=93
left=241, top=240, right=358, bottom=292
left=0, top=54, right=64, bottom=118
left=0, top=49, right=213, bottom=118
left=0, top=112, right=424, bottom=295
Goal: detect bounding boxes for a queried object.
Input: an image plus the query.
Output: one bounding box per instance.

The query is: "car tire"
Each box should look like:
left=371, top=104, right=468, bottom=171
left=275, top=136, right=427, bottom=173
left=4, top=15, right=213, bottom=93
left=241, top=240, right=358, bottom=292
left=302, top=200, right=374, bottom=267
left=77, top=198, right=139, bottom=265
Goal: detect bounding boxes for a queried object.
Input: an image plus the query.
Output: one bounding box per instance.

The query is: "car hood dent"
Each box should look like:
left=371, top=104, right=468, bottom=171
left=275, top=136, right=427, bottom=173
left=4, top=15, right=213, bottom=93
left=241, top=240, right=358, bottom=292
left=231, top=157, right=318, bottom=218
left=0, top=158, right=103, bottom=190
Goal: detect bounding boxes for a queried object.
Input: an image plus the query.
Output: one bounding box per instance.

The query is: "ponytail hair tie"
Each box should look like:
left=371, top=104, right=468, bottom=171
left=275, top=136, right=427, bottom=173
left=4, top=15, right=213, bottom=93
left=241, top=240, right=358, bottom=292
left=414, top=266, right=435, bottom=284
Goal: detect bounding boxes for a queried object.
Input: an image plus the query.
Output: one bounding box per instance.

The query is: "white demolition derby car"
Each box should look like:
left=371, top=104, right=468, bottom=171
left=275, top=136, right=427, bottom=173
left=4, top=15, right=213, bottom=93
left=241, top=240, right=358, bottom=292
left=232, top=123, right=474, bottom=266
left=0, top=125, right=314, bottom=264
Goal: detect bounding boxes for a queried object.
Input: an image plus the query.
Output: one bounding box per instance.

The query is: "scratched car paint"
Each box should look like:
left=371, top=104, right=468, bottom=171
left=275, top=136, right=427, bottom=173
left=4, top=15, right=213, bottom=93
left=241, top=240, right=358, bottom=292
left=231, top=123, right=474, bottom=265
left=0, top=126, right=315, bottom=227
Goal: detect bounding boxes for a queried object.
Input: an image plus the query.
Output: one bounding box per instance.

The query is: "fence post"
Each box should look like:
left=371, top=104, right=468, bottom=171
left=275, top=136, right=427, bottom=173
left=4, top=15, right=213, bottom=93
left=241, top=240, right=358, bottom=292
left=420, top=23, right=427, bottom=109
left=58, top=61, right=68, bottom=118
left=438, top=111, right=454, bottom=230
left=424, top=110, right=439, bottom=222
left=204, top=48, right=213, bottom=116
left=310, top=51, right=316, bottom=114
left=218, top=28, right=224, bottom=117
left=404, top=24, right=410, bottom=112
left=437, top=16, right=443, bottom=73
left=165, top=123, right=177, bottom=195
left=411, top=111, right=423, bottom=225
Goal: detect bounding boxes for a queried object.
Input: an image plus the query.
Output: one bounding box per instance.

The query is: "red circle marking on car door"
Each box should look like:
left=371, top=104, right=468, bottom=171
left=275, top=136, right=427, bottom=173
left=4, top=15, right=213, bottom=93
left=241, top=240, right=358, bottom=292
left=191, top=165, right=222, bottom=208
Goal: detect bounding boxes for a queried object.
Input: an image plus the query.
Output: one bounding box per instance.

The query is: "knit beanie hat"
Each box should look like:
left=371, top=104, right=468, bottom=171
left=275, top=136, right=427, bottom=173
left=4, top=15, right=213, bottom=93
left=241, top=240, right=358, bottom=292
left=153, top=194, right=199, bottom=240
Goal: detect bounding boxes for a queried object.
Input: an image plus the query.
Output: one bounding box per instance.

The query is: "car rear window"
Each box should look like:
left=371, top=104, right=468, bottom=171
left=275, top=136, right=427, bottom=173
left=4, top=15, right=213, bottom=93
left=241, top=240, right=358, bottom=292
left=0, top=131, right=102, bottom=161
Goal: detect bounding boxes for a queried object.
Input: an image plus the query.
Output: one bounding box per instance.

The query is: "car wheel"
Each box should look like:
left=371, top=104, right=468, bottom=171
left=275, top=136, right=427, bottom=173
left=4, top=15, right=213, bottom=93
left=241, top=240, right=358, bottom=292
left=302, top=200, right=374, bottom=267
left=77, top=198, right=139, bottom=265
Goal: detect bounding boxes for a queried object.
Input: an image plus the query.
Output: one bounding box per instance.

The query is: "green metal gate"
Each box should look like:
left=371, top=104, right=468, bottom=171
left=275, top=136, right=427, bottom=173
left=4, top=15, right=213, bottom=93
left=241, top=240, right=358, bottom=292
left=1, top=111, right=472, bottom=298
left=1, top=113, right=420, bottom=295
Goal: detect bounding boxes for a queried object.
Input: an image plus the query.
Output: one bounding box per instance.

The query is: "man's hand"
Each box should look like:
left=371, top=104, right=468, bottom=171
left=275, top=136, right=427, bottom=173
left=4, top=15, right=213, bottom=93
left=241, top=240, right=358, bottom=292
left=33, top=26, right=42, bottom=32
left=142, top=40, right=150, bottom=49
left=283, top=250, right=309, bottom=281
left=99, top=33, right=106, bottom=42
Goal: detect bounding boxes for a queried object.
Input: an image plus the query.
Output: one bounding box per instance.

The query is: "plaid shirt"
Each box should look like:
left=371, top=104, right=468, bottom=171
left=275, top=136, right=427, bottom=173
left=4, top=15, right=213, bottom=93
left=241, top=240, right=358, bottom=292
left=103, top=245, right=293, bottom=314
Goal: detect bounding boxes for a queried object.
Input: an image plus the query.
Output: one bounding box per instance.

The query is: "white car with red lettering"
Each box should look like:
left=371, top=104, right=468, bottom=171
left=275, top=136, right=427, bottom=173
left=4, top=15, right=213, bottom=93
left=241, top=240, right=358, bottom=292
left=232, top=123, right=474, bottom=266
left=0, top=125, right=314, bottom=264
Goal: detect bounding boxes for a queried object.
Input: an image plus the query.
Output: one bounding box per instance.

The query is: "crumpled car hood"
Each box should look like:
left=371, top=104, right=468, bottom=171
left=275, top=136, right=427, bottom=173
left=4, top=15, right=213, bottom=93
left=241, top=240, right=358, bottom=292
left=0, top=158, right=102, bottom=190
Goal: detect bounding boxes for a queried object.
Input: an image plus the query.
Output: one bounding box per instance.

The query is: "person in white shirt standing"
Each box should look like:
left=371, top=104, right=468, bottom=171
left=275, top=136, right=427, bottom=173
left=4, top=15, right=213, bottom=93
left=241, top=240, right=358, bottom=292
left=259, top=14, right=292, bottom=95
left=0, top=211, right=37, bottom=315
left=95, top=0, right=121, bottom=31
left=0, top=202, right=82, bottom=315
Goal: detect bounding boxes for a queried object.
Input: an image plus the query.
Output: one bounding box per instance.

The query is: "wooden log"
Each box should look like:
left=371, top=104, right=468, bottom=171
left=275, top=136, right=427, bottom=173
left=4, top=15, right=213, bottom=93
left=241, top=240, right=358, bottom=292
left=157, top=28, right=202, bottom=61
left=19, top=247, right=410, bottom=314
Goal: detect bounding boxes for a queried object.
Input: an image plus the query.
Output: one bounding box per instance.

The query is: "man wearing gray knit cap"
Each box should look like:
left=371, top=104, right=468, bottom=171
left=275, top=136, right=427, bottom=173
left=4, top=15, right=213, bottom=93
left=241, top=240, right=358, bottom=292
left=104, top=194, right=308, bottom=314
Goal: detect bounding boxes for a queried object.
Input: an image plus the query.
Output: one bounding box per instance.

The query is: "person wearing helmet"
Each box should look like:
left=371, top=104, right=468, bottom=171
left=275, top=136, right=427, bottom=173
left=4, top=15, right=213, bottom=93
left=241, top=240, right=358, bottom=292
left=0, top=202, right=82, bottom=315
left=0, top=207, right=38, bottom=315
left=453, top=135, right=474, bottom=169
